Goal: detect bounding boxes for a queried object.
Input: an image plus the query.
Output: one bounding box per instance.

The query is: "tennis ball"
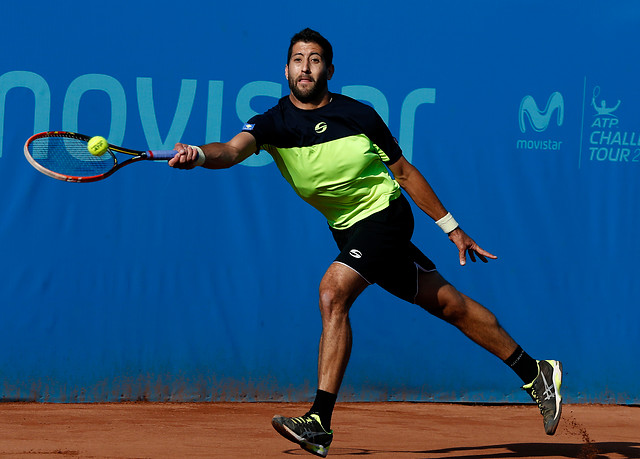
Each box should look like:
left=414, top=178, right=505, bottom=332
left=88, top=136, right=109, bottom=156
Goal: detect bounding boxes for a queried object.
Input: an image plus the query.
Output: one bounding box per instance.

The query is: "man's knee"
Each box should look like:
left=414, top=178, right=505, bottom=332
left=437, top=286, right=468, bottom=323
left=417, top=280, right=467, bottom=323
left=318, top=283, right=350, bottom=319
left=318, top=263, right=368, bottom=319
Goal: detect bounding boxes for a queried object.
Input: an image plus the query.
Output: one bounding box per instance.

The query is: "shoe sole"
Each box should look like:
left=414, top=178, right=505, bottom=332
left=271, top=416, right=330, bottom=457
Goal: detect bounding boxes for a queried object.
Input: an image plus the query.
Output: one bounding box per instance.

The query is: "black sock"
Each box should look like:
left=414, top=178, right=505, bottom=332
left=503, top=345, right=539, bottom=384
left=309, top=389, right=337, bottom=430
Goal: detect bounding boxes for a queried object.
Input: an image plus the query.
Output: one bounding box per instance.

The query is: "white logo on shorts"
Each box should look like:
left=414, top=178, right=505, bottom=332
left=349, top=249, right=362, bottom=258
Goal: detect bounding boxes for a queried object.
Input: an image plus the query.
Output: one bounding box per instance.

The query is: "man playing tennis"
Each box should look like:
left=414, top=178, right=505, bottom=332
left=169, top=28, right=562, bottom=458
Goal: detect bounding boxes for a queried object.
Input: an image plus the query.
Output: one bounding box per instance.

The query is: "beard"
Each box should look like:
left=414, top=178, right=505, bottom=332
left=288, top=73, right=329, bottom=104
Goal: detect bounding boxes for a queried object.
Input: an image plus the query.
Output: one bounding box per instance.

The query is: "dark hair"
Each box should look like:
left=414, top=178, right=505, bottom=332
left=287, top=28, right=333, bottom=67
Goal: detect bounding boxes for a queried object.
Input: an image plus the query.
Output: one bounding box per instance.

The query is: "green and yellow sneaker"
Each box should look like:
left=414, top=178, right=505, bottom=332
left=272, top=412, right=333, bottom=457
left=523, top=359, right=563, bottom=435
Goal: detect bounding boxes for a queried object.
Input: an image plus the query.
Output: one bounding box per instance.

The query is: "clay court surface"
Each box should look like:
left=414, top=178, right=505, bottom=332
left=0, top=402, right=637, bottom=458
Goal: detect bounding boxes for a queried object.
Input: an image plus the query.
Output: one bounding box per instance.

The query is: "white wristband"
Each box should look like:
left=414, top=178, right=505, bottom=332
left=190, top=145, right=206, bottom=167
left=435, top=212, right=459, bottom=234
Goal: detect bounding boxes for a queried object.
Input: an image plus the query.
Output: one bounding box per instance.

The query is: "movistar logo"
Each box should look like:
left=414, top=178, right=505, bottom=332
left=315, top=122, right=327, bottom=134
left=519, top=92, right=564, bottom=133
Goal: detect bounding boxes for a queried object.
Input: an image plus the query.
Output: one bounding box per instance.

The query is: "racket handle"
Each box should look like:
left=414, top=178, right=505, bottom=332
left=147, top=150, right=178, bottom=160
left=148, top=148, right=205, bottom=166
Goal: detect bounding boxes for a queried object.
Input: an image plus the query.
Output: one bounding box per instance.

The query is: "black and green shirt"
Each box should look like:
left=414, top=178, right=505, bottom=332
left=243, top=93, right=402, bottom=229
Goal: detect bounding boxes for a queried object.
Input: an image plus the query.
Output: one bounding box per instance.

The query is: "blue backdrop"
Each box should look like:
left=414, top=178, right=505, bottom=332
left=1, top=0, right=638, bottom=403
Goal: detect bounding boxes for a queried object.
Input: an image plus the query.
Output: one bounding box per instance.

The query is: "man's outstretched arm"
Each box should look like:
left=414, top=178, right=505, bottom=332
left=168, top=132, right=257, bottom=170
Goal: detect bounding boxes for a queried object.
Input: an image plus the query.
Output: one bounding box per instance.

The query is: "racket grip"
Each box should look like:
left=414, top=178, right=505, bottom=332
left=147, top=150, right=178, bottom=160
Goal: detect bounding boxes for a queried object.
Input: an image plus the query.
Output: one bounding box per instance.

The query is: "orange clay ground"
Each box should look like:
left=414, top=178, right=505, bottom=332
left=0, top=402, right=637, bottom=458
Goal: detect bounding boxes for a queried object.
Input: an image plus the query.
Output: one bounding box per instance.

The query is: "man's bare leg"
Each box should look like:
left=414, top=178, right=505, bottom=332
left=271, top=262, right=367, bottom=457
left=317, top=262, right=369, bottom=394
left=414, top=270, right=517, bottom=360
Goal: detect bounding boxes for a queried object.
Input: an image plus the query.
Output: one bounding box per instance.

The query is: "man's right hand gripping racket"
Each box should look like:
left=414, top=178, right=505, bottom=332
left=24, top=131, right=203, bottom=183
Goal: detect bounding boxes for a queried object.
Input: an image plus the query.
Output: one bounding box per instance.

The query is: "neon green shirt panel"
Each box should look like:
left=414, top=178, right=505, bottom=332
left=265, top=133, right=401, bottom=229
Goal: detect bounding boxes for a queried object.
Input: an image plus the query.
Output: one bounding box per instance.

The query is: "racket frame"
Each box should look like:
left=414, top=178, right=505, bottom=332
left=24, top=131, right=175, bottom=183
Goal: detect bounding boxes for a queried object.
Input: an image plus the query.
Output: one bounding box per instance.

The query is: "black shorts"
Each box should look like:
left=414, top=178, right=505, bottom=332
left=330, top=194, right=436, bottom=303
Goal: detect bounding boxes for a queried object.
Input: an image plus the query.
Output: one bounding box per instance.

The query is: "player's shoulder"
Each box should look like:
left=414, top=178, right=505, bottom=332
left=331, top=93, right=375, bottom=110
left=331, top=95, right=388, bottom=134
left=263, top=96, right=290, bottom=116
left=329, top=93, right=381, bottom=121
left=247, top=96, right=289, bottom=128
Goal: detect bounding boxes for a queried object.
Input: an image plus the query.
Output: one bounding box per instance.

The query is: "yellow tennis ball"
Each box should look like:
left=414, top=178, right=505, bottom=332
left=87, top=136, right=109, bottom=156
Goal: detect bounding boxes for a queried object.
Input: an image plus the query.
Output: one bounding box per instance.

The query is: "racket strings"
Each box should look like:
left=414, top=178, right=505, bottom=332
left=28, top=136, right=116, bottom=177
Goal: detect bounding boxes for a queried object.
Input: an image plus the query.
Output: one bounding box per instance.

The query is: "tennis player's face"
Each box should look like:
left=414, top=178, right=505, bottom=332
left=286, top=41, right=334, bottom=104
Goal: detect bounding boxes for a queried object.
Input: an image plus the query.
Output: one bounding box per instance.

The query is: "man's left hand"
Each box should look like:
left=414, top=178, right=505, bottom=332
left=448, top=227, right=497, bottom=266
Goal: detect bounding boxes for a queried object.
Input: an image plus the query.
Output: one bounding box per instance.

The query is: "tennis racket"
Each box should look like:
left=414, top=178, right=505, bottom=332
left=24, top=131, right=178, bottom=183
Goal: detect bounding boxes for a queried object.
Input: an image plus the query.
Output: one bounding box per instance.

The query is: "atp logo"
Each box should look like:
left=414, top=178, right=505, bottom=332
left=519, top=92, right=564, bottom=133
left=584, top=84, right=639, bottom=165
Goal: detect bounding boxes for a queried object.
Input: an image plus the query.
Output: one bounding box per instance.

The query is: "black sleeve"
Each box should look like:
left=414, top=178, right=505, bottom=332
left=362, top=105, right=403, bottom=165
left=241, top=112, right=274, bottom=153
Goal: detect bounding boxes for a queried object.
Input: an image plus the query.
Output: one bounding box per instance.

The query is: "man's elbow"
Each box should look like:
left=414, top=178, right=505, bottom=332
left=394, top=174, right=410, bottom=190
